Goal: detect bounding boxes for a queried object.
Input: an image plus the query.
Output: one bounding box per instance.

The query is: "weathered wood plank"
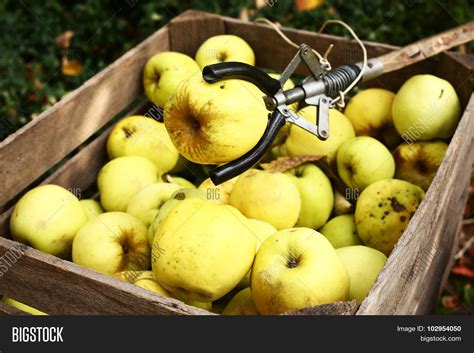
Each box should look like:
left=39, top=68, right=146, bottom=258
left=358, top=95, right=474, bottom=315
left=168, top=11, right=225, bottom=56
left=0, top=26, right=170, bottom=211
left=0, top=238, right=211, bottom=315
left=379, top=22, right=474, bottom=74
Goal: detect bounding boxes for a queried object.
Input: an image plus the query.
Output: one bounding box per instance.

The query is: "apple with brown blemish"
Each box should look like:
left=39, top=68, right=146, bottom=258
left=72, top=212, right=150, bottom=275
left=355, top=179, right=425, bottom=256
left=394, top=140, right=448, bottom=191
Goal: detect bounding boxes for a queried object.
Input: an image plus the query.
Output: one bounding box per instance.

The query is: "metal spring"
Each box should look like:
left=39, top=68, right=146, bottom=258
left=322, top=65, right=360, bottom=97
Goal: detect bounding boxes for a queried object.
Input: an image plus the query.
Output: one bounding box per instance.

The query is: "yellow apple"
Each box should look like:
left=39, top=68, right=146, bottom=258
left=10, top=184, right=88, bottom=259
left=98, top=156, right=159, bottom=212
left=164, top=175, right=196, bottom=189
left=2, top=297, right=47, bottom=315
left=285, top=106, right=355, bottom=163
left=147, top=188, right=210, bottom=245
left=355, top=179, right=425, bottom=255
left=344, top=88, right=399, bottom=147
left=107, top=115, right=180, bottom=174
left=79, top=199, right=103, bottom=221
left=222, top=288, right=259, bottom=315
left=319, top=214, right=363, bottom=248
left=152, top=198, right=256, bottom=302
left=126, top=182, right=184, bottom=227
left=197, top=176, right=238, bottom=205
left=164, top=74, right=268, bottom=164
left=72, top=212, right=150, bottom=275
left=143, top=51, right=200, bottom=108
left=392, top=74, right=461, bottom=141
left=133, top=271, right=170, bottom=297
left=336, top=246, right=387, bottom=303
left=285, top=163, right=334, bottom=229
left=195, top=34, right=255, bottom=68
left=251, top=228, right=349, bottom=315
left=394, top=140, right=448, bottom=191
left=229, top=169, right=301, bottom=230
left=337, top=136, right=395, bottom=190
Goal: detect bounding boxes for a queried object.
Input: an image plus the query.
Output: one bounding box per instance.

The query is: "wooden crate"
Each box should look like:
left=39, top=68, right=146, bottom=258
left=0, top=10, right=472, bottom=315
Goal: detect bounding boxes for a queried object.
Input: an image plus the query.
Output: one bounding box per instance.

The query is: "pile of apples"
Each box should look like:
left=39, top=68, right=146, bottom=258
left=6, top=33, right=461, bottom=315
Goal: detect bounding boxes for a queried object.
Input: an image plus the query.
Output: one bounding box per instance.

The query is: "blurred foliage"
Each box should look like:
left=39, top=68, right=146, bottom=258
left=0, top=0, right=472, bottom=139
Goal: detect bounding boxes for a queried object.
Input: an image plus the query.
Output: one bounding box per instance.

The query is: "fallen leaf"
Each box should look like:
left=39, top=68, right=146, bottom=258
left=441, top=295, right=459, bottom=309
left=451, top=266, right=474, bottom=278
left=260, top=155, right=324, bottom=172
left=61, top=56, right=83, bottom=77
left=295, top=0, right=324, bottom=11
left=56, top=31, right=74, bottom=49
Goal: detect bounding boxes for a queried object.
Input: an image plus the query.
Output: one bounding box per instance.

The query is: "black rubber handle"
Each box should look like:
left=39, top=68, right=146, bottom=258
left=209, top=110, right=287, bottom=185
left=203, top=62, right=281, bottom=96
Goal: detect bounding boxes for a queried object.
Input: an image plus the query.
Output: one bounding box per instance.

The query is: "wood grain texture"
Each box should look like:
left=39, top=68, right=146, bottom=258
left=0, top=237, right=211, bottom=315
left=168, top=11, right=225, bottom=56
left=358, top=95, right=474, bottom=315
left=0, top=26, right=170, bottom=211
left=379, top=22, right=474, bottom=73
left=281, top=301, right=358, bottom=315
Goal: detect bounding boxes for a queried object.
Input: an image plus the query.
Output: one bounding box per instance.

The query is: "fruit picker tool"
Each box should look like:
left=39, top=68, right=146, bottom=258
left=203, top=21, right=474, bottom=185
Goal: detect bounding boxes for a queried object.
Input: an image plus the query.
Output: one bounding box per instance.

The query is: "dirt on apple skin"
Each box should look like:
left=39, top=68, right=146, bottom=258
left=355, top=179, right=425, bottom=256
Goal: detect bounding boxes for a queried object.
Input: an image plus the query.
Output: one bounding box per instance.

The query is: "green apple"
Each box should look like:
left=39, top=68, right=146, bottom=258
left=72, top=212, right=150, bottom=275
left=133, top=271, right=171, bottom=297
left=114, top=270, right=171, bottom=298
left=107, top=115, right=180, bottom=174
left=247, top=218, right=277, bottom=249
left=79, top=199, right=103, bottom=221
left=147, top=188, right=210, bottom=245
left=164, top=175, right=196, bottom=189
left=285, top=106, right=355, bottom=163
left=143, top=51, right=200, bottom=108
left=336, top=246, right=387, bottom=303
left=235, top=218, right=277, bottom=290
left=229, top=169, right=301, bottom=230
left=126, top=182, right=184, bottom=227
left=98, top=156, right=159, bottom=212
left=164, top=74, right=268, bottom=165
left=344, top=88, right=400, bottom=147
left=195, top=34, right=255, bottom=68
left=222, top=288, right=258, bottom=315
left=251, top=228, right=349, bottom=315
left=392, top=74, right=461, bottom=141
left=394, top=140, right=448, bottom=191
left=355, top=179, right=425, bottom=255
left=319, top=214, right=362, bottom=248
left=197, top=177, right=238, bottom=205
left=10, top=184, right=88, bottom=259
left=337, top=136, right=395, bottom=190
left=152, top=198, right=256, bottom=302
left=285, top=163, right=334, bottom=229
left=2, top=297, right=47, bottom=315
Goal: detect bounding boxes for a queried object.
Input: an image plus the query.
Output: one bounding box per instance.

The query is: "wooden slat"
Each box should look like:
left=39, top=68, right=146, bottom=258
left=168, top=11, right=225, bottom=55
left=379, top=22, right=474, bottom=74
left=358, top=95, right=474, bottom=315
left=0, top=26, right=170, bottom=211
left=0, top=237, right=211, bottom=315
